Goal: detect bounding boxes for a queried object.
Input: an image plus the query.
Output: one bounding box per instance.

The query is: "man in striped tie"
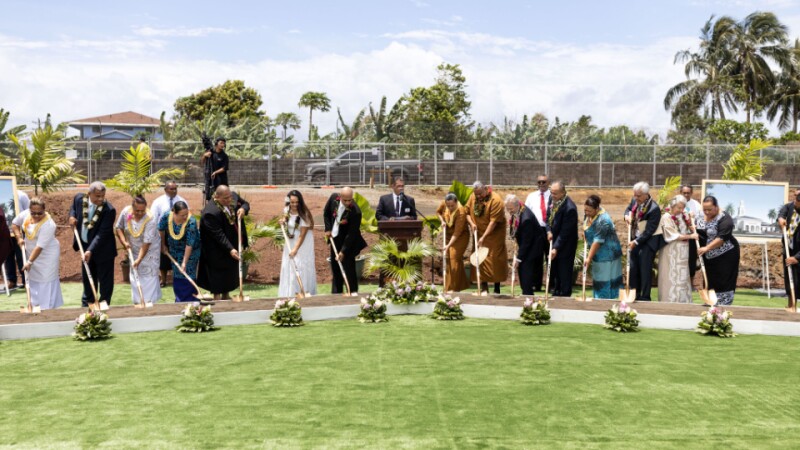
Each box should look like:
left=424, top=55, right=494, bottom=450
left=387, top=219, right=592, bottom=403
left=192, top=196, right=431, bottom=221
left=524, top=174, right=550, bottom=292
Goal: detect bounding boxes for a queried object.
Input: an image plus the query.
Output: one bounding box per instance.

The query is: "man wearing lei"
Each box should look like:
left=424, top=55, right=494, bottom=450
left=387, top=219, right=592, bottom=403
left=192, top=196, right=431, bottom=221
left=69, top=182, right=117, bottom=307
left=623, top=181, right=663, bottom=301
left=197, top=185, right=250, bottom=300
left=115, top=196, right=162, bottom=305
left=323, top=187, right=367, bottom=294
left=505, top=194, right=544, bottom=296
left=465, top=181, right=508, bottom=294
left=436, top=192, right=470, bottom=292
left=11, top=197, right=64, bottom=309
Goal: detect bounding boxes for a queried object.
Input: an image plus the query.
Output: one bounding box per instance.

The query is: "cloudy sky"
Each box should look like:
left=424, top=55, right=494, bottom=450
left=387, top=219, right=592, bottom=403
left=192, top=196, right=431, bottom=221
left=2, top=0, right=800, bottom=138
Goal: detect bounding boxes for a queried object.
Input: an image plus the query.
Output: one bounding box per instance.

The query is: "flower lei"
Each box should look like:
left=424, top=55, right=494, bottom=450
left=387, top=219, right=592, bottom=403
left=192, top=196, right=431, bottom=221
left=214, top=199, right=236, bottom=225
left=332, top=196, right=351, bottom=226
left=125, top=207, right=152, bottom=239
left=635, top=197, right=652, bottom=221
left=509, top=203, right=524, bottom=238
left=285, top=213, right=302, bottom=238
left=548, top=199, right=564, bottom=226
left=444, top=207, right=458, bottom=228
left=22, top=212, right=51, bottom=240
left=168, top=211, right=189, bottom=241
left=473, top=195, right=488, bottom=217
left=82, top=195, right=105, bottom=230
left=583, top=207, right=606, bottom=231
left=670, top=212, right=692, bottom=232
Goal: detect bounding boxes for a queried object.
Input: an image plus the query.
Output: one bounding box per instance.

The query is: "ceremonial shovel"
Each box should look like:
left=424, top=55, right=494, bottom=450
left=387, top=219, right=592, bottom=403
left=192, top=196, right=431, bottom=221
left=693, top=216, right=717, bottom=306
left=544, top=239, right=553, bottom=301
left=280, top=223, right=307, bottom=298
left=440, top=216, right=447, bottom=292
left=127, top=248, right=153, bottom=309
left=165, top=253, right=213, bottom=301
left=2, top=265, right=10, bottom=297
left=18, top=246, right=39, bottom=314
left=575, top=237, right=591, bottom=302
left=233, top=216, right=250, bottom=302
left=510, top=241, right=517, bottom=298
left=329, top=237, right=353, bottom=296
left=470, top=228, right=488, bottom=296
left=619, top=212, right=637, bottom=303
left=73, top=228, right=108, bottom=311
left=781, top=225, right=797, bottom=313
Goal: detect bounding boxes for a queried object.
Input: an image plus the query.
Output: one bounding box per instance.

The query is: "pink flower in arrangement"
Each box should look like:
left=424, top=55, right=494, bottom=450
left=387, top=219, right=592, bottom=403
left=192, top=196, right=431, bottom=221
left=362, top=303, right=372, bottom=310
left=447, top=301, right=456, bottom=308
left=618, top=302, right=630, bottom=314
left=395, top=289, right=404, bottom=296
left=416, top=285, right=422, bottom=291
left=523, top=298, right=534, bottom=308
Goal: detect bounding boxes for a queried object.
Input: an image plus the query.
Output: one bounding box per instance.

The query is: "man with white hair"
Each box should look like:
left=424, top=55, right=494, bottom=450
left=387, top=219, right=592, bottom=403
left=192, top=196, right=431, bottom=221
left=69, top=181, right=118, bottom=307
left=506, top=194, right=544, bottom=295
left=465, top=181, right=508, bottom=294
left=623, top=181, right=662, bottom=301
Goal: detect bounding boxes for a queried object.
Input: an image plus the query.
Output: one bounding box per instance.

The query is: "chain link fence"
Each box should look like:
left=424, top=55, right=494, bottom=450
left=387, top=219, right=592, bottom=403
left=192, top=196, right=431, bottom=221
left=3, top=139, right=800, bottom=188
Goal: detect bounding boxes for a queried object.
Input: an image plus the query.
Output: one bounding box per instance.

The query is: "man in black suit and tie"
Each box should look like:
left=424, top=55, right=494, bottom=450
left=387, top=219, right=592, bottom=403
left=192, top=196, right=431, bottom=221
left=68, top=181, right=117, bottom=307
left=506, top=194, right=545, bottom=296
left=546, top=181, right=578, bottom=297
left=624, top=181, right=662, bottom=301
left=324, top=187, right=368, bottom=294
left=376, top=178, right=417, bottom=221
left=777, top=190, right=800, bottom=311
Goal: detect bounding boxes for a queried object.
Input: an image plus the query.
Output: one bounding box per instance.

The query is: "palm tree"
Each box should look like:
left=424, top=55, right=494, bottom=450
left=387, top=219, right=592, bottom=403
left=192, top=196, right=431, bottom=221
left=721, top=138, right=771, bottom=181
left=767, top=39, right=800, bottom=133
left=665, top=17, right=738, bottom=123
left=336, top=107, right=366, bottom=140
left=0, top=108, right=26, bottom=139
left=298, top=92, right=331, bottom=141
left=716, top=12, right=791, bottom=123
left=274, top=112, right=301, bottom=141
left=768, top=208, right=778, bottom=222
left=3, top=125, right=85, bottom=195
left=105, top=145, right=184, bottom=198
left=366, top=237, right=435, bottom=283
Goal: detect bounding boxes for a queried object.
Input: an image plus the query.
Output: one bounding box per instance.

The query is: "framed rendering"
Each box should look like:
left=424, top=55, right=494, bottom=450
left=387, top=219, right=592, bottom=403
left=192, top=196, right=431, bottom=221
left=701, top=179, right=788, bottom=242
left=0, top=176, right=19, bottom=229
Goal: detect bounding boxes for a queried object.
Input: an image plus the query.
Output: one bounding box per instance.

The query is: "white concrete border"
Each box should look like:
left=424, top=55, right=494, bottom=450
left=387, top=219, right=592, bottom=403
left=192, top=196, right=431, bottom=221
left=0, top=302, right=797, bottom=341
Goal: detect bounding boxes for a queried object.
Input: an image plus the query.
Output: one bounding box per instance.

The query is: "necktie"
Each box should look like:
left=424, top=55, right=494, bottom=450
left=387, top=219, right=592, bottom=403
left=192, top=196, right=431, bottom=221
left=81, top=204, right=96, bottom=243
left=169, top=196, right=174, bottom=210
left=396, top=197, right=401, bottom=217
left=540, top=194, right=546, bottom=224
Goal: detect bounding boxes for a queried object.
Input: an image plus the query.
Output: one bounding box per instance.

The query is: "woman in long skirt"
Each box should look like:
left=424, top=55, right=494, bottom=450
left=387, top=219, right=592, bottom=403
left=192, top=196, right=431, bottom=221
left=116, top=196, right=162, bottom=305
left=436, top=193, right=470, bottom=292
left=658, top=196, right=697, bottom=303
left=696, top=195, right=740, bottom=305
left=11, top=198, right=63, bottom=309
left=278, top=190, right=317, bottom=297
left=582, top=195, right=622, bottom=299
left=158, top=201, right=201, bottom=302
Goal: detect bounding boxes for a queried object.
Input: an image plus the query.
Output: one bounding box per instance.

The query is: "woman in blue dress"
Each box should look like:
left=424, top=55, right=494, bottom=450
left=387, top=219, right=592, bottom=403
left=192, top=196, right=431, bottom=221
left=582, top=195, right=623, bottom=299
left=158, top=201, right=201, bottom=302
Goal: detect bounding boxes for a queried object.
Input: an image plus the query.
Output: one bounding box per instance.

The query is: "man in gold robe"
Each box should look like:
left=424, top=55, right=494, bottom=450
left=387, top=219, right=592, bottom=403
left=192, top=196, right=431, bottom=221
left=465, top=182, right=508, bottom=294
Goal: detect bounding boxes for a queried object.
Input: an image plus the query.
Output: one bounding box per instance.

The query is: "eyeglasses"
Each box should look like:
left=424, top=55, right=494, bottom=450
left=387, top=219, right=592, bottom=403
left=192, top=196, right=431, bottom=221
left=537, top=180, right=548, bottom=185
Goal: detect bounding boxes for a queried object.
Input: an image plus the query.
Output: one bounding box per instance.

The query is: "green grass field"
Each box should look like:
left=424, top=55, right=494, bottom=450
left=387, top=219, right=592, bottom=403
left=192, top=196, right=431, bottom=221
left=1, top=316, right=799, bottom=448
left=0, top=281, right=786, bottom=311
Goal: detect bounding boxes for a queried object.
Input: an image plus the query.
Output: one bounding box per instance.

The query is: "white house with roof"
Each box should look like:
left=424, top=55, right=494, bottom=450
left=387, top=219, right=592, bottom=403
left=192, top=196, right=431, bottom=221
left=67, top=111, right=162, bottom=140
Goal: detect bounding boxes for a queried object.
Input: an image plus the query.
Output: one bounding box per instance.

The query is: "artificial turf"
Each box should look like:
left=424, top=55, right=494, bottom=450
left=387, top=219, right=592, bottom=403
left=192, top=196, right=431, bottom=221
left=0, top=315, right=798, bottom=449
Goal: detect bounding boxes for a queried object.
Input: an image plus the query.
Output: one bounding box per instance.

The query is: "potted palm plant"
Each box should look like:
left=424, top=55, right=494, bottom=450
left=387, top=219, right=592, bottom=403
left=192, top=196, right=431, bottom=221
left=366, top=237, right=435, bottom=283
left=240, top=216, right=284, bottom=280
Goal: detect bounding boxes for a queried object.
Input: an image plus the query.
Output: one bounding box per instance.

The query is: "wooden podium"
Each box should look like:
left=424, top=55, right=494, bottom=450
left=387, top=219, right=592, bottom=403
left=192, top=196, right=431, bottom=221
left=377, top=219, right=424, bottom=286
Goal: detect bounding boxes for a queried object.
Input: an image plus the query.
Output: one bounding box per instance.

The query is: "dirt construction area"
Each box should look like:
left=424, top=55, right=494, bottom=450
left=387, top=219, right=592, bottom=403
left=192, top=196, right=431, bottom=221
left=28, top=184, right=786, bottom=289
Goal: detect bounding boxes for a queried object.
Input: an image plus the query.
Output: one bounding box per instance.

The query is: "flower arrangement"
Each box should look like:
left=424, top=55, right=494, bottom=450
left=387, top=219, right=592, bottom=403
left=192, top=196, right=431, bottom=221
left=73, top=309, right=112, bottom=341
left=358, top=296, right=388, bottom=323
left=176, top=303, right=219, bottom=333
left=270, top=299, right=304, bottom=327
left=520, top=298, right=551, bottom=326
left=697, top=306, right=735, bottom=338
left=432, top=295, right=464, bottom=320
left=372, top=281, right=440, bottom=305
left=604, top=302, right=639, bottom=332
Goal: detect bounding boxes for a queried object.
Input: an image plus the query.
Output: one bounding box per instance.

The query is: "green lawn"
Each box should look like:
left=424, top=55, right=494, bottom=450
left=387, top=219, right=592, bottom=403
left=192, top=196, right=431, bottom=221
left=0, top=316, right=798, bottom=448
left=0, top=281, right=786, bottom=311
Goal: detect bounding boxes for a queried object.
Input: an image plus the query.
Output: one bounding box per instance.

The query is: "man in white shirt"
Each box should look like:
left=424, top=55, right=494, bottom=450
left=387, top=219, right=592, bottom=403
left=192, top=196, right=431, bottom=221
left=524, top=174, right=551, bottom=292
left=681, top=185, right=702, bottom=218
left=151, top=181, right=188, bottom=286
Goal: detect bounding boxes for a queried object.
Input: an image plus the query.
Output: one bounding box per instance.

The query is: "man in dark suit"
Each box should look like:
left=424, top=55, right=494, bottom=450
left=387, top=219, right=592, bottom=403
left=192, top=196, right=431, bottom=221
left=376, top=178, right=417, bottom=221
left=777, top=190, right=800, bottom=311
left=623, top=181, right=662, bottom=301
left=324, top=187, right=368, bottom=294
left=68, top=182, right=117, bottom=307
left=546, top=181, right=578, bottom=297
left=197, top=185, right=249, bottom=300
left=506, top=195, right=545, bottom=296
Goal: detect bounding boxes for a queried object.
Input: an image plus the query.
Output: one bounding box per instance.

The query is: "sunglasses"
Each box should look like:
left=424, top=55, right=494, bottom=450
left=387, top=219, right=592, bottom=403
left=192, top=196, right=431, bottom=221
left=537, top=180, right=548, bottom=184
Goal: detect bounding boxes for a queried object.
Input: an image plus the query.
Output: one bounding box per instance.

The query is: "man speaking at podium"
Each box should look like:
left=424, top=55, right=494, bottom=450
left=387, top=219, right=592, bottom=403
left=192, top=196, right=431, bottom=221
left=376, top=178, right=417, bottom=221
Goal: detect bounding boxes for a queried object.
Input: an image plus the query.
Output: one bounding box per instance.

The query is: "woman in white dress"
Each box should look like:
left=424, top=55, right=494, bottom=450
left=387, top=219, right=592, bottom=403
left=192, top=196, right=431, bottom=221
left=115, top=196, right=162, bottom=305
left=278, top=190, right=317, bottom=297
left=11, top=198, right=63, bottom=309
left=657, top=195, right=698, bottom=303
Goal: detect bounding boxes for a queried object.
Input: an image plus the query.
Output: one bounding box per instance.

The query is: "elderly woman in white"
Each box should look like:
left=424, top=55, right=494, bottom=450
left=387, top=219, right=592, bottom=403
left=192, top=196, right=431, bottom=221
left=11, top=197, right=64, bottom=309
left=658, top=195, right=698, bottom=303
left=115, top=196, right=162, bottom=305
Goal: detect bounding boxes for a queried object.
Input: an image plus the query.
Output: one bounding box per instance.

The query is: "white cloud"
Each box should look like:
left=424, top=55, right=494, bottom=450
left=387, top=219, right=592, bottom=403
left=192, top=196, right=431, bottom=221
left=132, top=26, right=236, bottom=37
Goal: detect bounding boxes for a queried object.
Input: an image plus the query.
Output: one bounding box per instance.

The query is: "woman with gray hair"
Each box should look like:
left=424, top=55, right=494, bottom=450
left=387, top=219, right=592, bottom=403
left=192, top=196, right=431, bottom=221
left=657, top=195, right=697, bottom=303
